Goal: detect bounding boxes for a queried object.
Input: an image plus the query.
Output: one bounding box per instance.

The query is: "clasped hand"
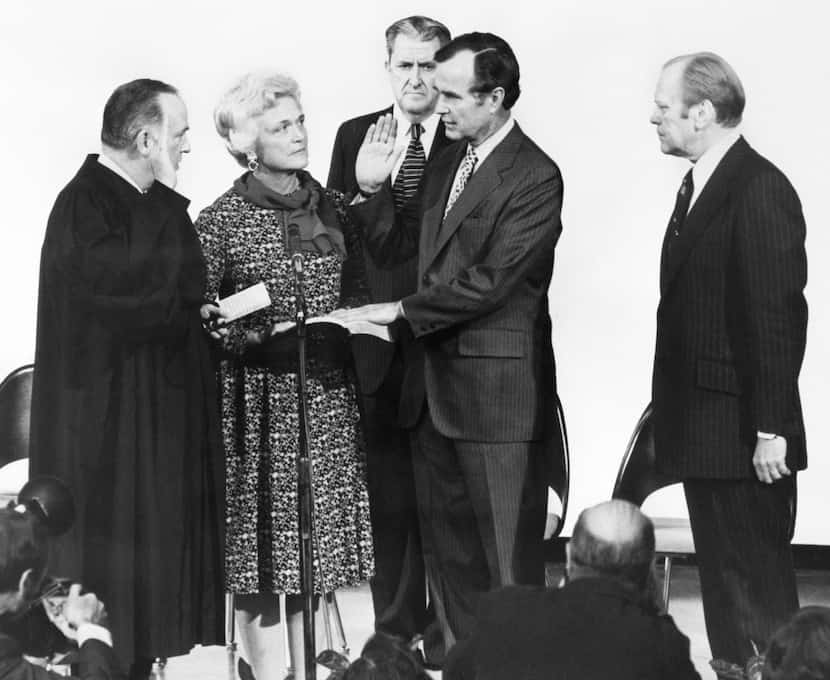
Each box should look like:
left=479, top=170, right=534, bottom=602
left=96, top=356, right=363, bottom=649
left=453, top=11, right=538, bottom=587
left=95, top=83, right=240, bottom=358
left=354, top=114, right=404, bottom=196
left=43, top=584, right=107, bottom=641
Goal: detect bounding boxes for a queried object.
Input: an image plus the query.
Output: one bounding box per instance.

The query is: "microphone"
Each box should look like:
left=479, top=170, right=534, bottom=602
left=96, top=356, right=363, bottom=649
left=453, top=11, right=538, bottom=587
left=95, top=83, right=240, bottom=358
left=287, top=222, right=303, bottom=276
left=286, top=222, right=306, bottom=317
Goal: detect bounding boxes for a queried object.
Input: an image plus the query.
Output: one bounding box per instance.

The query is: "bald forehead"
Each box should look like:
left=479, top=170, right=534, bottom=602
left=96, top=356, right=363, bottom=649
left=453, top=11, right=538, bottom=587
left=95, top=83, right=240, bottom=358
left=580, top=500, right=646, bottom=544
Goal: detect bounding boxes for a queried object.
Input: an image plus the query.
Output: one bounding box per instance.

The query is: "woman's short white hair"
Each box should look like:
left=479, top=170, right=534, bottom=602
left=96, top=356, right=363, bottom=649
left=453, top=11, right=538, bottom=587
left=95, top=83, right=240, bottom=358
left=214, top=71, right=301, bottom=167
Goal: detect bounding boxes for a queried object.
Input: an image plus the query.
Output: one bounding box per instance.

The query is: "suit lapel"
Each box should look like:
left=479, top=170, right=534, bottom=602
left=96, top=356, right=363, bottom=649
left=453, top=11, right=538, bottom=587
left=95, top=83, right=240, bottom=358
left=660, top=137, right=752, bottom=295
left=419, top=143, right=463, bottom=277
left=424, top=125, right=523, bottom=272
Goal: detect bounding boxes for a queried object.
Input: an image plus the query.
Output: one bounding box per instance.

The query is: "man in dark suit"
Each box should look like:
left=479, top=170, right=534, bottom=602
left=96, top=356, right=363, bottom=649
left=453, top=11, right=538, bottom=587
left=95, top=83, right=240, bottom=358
left=334, top=32, right=562, bottom=658
left=326, top=16, right=451, bottom=647
left=442, top=500, right=701, bottom=680
left=649, top=52, right=808, bottom=671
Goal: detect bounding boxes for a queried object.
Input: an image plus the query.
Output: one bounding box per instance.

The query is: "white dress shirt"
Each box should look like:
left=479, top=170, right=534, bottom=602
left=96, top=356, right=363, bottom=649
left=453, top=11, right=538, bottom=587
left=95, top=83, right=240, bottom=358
left=688, top=129, right=742, bottom=210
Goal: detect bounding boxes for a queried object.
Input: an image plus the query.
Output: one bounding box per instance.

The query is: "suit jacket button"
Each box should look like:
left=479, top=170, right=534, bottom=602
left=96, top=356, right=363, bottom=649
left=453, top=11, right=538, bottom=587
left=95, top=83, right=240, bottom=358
left=422, top=274, right=430, bottom=285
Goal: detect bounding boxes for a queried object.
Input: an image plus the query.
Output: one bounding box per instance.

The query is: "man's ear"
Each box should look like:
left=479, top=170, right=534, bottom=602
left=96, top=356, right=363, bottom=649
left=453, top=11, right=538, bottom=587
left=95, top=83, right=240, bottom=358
left=487, top=87, right=505, bottom=112
left=693, top=99, right=716, bottom=130
left=134, top=128, right=155, bottom=158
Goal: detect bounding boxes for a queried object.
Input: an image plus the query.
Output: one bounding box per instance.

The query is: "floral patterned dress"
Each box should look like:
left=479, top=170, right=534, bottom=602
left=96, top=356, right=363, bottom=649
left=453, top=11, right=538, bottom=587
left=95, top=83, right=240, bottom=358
left=196, top=178, right=374, bottom=594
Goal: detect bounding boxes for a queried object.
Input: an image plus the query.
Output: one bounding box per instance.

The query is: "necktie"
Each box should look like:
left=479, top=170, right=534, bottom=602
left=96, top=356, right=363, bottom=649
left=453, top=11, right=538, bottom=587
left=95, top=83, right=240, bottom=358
left=392, top=123, right=426, bottom=213
left=444, top=146, right=478, bottom=219
left=667, top=169, right=694, bottom=240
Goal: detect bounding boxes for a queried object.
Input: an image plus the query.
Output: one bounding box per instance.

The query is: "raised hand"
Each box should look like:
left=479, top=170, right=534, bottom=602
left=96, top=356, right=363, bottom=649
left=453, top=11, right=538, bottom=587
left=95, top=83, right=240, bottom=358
left=355, top=114, right=402, bottom=196
left=148, top=116, right=178, bottom=189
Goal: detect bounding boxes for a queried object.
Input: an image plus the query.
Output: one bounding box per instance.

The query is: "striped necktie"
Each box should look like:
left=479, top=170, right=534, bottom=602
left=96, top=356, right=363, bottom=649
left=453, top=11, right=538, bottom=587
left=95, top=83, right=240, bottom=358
left=444, top=146, right=478, bottom=219
left=392, top=123, right=426, bottom=213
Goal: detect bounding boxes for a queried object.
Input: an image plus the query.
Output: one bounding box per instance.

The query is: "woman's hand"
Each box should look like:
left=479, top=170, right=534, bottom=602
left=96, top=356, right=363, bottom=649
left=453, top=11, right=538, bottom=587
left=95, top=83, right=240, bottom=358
left=355, top=114, right=403, bottom=196
left=244, top=321, right=295, bottom=346
left=269, top=320, right=296, bottom=335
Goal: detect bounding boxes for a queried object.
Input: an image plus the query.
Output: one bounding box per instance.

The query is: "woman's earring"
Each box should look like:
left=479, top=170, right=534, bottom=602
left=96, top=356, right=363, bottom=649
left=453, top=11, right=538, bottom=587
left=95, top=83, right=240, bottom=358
left=247, top=156, right=259, bottom=172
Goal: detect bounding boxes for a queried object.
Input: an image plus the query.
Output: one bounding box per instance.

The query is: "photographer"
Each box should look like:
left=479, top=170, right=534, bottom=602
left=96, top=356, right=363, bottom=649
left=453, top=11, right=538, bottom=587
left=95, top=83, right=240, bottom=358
left=0, top=506, right=123, bottom=679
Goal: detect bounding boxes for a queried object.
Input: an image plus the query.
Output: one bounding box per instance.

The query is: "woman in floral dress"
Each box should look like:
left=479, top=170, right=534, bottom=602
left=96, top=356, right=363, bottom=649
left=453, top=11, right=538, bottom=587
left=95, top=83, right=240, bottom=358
left=196, top=71, right=373, bottom=680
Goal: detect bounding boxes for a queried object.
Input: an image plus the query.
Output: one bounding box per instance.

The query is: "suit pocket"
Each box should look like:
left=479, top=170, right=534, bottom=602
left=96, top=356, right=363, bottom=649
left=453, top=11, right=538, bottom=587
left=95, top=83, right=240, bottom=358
left=457, top=329, right=526, bottom=358
left=696, top=358, right=742, bottom=395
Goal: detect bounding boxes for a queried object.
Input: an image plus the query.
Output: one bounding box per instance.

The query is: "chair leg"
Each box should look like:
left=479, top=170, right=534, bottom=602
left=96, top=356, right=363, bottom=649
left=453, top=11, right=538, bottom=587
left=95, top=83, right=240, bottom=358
left=328, top=591, right=349, bottom=656
left=281, top=593, right=294, bottom=676
left=225, top=592, right=237, bottom=651
left=662, top=555, right=673, bottom=611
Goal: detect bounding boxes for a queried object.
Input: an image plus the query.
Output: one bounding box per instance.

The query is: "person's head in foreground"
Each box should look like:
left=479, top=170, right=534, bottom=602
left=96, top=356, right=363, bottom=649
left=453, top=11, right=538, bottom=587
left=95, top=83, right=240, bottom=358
left=343, top=632, right=431, bottom=680
left=566, top=499, right=660, bottom=608
left=763, top=606, right=830, bottom=680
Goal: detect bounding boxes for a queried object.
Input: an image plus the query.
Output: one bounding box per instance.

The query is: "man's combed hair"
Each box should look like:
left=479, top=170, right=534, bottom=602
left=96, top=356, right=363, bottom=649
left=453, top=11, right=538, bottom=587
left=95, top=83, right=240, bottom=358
left=434, top=32, right=521, bottom=110
left=101, top=78, right=179, bottom=151
left=0, top=506, right=48, bottom=593
left=665, top=52, right=745, bottom=128
left=385, top=16, right=451, bottom=56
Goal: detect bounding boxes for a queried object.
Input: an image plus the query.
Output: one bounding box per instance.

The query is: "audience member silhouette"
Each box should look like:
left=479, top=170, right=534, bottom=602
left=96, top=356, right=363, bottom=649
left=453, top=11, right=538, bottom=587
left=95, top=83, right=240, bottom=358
left=763, top=606, right=830, bottom=680
left=443, top=500, right=701, bottom=680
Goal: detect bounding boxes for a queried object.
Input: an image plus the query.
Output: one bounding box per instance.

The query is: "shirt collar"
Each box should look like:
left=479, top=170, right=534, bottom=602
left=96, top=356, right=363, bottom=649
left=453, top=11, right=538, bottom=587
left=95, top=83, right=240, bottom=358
left=392, top=103, right=440, bottom=141
left=467, top=115, right=515, bottom=171
left=98, top=151, right=146, bottom=194
left=689, top=129, right=742, bottom=207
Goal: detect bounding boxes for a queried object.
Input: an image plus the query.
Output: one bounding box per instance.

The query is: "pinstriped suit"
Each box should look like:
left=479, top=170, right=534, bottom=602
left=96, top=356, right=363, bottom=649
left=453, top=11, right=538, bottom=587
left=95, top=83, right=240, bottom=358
left=652, top=136, right=807, bottom=664
left=354, top=123, right=562, bottom=651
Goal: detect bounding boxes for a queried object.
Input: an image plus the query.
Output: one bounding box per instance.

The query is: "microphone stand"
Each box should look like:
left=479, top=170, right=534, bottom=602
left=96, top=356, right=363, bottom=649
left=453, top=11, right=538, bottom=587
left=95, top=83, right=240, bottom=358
left=291, top=247, right=317, bottom=680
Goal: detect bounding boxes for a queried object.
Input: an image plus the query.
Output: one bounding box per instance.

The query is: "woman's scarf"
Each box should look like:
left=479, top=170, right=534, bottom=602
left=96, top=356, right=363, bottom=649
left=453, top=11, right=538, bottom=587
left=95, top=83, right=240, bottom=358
left=233, top=170, right=346, bottom=257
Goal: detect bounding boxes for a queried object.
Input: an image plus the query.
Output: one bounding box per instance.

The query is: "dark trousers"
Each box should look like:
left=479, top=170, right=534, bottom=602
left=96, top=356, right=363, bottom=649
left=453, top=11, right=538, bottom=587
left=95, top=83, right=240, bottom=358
left=410, top=409, right=545, bottom=655
left=684, top=476, right=799, bottom=665
left=360, top=357, right=430, bottom=640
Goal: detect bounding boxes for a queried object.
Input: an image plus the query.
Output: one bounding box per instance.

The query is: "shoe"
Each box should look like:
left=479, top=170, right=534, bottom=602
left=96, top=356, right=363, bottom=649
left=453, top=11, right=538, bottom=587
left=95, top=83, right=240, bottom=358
left=238, top=658, right=256, bottom=680
left=413, top=648, right=443, bottom=672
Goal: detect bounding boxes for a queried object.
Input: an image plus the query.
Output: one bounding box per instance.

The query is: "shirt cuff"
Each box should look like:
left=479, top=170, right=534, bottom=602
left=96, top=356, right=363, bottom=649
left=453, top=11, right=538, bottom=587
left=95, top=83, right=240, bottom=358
left=76, top=623, right=113, bottom=647
left=397, top=300, right=406, bottom=319
left=757, top=431, right=779, bottom=440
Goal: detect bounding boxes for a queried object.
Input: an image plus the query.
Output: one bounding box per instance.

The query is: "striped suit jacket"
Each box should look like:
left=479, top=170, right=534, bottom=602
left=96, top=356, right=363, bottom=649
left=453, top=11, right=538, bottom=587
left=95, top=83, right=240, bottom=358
left=355, top=124, right=562, bottom=442
left=328, top=107, right=452, bottom=394
left=653, top=136, right=808, bottom=479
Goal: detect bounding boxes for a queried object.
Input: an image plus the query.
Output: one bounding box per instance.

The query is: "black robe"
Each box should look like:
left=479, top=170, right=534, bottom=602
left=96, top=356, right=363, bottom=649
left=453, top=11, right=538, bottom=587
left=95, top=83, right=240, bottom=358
left=29, top=155, right=224, bottom=664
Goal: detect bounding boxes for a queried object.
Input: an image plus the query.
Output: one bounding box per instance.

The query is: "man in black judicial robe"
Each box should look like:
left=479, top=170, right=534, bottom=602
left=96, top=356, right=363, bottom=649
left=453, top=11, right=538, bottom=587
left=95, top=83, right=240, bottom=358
left=29, top=80, right=223, bottom=675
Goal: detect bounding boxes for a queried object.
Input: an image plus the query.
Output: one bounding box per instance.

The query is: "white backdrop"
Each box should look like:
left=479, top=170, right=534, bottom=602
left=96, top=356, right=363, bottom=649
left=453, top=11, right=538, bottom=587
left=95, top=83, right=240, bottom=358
left=1, top=0, right=827, bottom=543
